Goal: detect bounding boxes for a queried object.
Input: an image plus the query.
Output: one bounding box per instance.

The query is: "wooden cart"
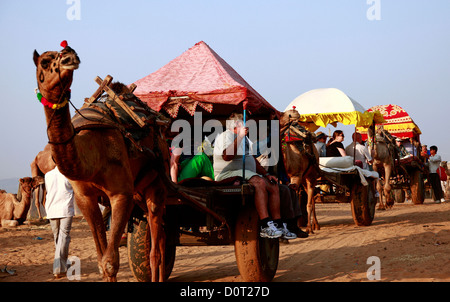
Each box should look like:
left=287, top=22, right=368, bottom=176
left=390, top=156, right=426, bottom=204
left=127, top=179, right=279, bottom=282
left=315, top=166, right=377, bottom=226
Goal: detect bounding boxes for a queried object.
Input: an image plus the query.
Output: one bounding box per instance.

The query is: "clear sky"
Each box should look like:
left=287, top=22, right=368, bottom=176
left=1, top=0, right=449, bottom=179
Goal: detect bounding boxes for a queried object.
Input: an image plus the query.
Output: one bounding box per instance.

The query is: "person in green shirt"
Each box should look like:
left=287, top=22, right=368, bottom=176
left=170, top=138, right=214, bottom=183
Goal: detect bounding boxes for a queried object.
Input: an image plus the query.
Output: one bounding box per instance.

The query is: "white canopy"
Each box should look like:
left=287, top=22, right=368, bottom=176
left=285, top=88, right=366, bottom=114
left=284, top=88, right=384, bottom=131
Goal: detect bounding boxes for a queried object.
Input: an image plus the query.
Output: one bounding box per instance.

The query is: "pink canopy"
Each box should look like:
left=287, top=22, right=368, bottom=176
left=132, top=41, right=277, bottom=118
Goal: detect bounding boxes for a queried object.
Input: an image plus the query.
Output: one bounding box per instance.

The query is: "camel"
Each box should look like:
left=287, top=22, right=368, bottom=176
left=33, top=42, right=170, bottom=282
left=368, top=125, right=395, bottom=210
left=30, top=144, right=55, bottom=219
left=0, top=178, right=34, bottom=226
left=279, top=109, right=320, bottom=234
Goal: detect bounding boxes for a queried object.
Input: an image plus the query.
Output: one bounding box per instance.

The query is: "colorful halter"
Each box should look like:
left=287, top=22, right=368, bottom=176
left=35, top=88, right=70, bottom=110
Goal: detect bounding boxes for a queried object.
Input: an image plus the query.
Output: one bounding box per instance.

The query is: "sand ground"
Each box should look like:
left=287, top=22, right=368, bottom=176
left=1, top=199, right=450, bottom=282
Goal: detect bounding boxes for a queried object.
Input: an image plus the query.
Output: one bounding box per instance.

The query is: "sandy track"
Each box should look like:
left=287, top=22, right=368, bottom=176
left=1, top=199, right=450, bottom=282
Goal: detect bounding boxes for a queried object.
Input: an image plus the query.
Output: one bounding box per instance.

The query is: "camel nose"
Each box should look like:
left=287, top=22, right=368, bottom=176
left=60, top=47, right=81, bottom=67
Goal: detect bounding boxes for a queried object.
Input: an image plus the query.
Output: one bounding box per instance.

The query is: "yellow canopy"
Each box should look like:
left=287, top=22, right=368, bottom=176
left=284, top=88, right=385, bottom=132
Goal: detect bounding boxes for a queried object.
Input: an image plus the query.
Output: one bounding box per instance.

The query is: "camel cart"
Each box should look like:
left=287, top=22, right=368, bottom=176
left=125, top=41, right=283, bottom=282
left=285, top=88, right=385, bottom=226
left=358, top=104, right=426, bottom=204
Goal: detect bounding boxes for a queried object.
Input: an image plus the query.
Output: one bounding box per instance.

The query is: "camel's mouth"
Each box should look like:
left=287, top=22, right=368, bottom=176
left=60, top=51, right=80, bottom=71
left=62, top=63, right=79, bottom=71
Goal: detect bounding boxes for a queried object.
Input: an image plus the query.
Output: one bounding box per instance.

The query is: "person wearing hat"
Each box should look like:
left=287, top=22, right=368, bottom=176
left=395, top=137, right=410, bottom=158
left=314, top=131, right=328, bottom=157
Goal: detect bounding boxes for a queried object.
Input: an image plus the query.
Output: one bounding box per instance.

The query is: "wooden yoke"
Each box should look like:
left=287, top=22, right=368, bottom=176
left=85, top=75, right=146, bottom=127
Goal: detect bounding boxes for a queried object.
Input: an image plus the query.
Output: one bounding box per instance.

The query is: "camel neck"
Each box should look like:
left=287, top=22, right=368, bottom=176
left=44, top=103, right=84, bottom=180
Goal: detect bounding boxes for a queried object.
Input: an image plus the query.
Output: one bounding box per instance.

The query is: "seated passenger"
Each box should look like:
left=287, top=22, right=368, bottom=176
left=213, top=112, right=296, bottom=240
left=345, top=132, right=373, bottom=169
left=326, top=130, right=347, bottom=157
left=314, top=131, right=328, bottom=157
left=170, top=138, right=214, bottom=184
left=395, top=138, right=410, bottom=159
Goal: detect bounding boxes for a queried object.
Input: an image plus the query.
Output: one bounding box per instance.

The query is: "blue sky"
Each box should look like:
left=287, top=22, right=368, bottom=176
left=1, top=0, right=449, bottom=179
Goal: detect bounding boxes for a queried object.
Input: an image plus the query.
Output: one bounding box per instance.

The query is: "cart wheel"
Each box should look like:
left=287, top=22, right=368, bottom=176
left=350, top=180, right=376, bottom=226
left=410, top=170, right=425, bottom=204
left=393, top=189, right=405, bottom=203
left=234, top=205, right=279, bottom=282
left=127, top=219, right=176, bottom=282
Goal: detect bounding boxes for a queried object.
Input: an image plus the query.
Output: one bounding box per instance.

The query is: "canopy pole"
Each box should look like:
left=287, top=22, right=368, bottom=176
left=242, top=108, right=246, bottom=183
left=353, top=126, right=357, bottom=165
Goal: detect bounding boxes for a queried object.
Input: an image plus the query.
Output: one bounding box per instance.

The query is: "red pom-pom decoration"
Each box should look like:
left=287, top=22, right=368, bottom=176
left=60, top=40, right=68, bottom=48
left=293, top=106, right=296, bottom=110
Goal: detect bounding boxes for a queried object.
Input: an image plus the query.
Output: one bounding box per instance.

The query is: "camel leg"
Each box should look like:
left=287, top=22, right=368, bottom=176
left=74, top=192, right=108, bottom=279
left=34, top=188, right=42, bottom=219
left=384, top=164, right=394, bottom=208
left=376, top=179, right=386, bottom=210
left=102, top=192, right=134, bottom=282
left=292, top=176, right=315, bottom=234
left=305, top=178, right=319, bottom=232
left=145, top=179, right=166, bottom=282
left=373, top=164, right=386, bottom=210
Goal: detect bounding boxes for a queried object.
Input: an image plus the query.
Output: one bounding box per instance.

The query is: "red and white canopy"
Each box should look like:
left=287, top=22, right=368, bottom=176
left=131, top=41, right=277, bottom=119
left=359, top=104, right=421, bottom=140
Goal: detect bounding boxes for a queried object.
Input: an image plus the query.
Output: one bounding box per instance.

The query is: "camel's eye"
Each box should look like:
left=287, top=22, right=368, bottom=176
left=40, top=59, right=50, bottom=69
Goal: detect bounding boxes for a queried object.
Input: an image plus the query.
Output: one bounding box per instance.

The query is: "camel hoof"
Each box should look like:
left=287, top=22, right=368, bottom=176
left=101, top=262, right=118, bottom=282
left=105, top=262, right=115, bottom=275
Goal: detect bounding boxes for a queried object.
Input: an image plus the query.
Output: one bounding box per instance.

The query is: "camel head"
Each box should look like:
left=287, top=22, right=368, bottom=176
left=280, top=108, right=300, bottom=127
left=33, top=41, right=80, bottom=103
left=17, top=177, right=33, bottom=200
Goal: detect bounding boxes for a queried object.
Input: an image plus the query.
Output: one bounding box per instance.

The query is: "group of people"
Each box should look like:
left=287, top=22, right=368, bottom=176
left=315, top=129, right=446, bottom=204
left=315, top=130, right=373, bottom=169
left=170, top=113, right=308, bottom=241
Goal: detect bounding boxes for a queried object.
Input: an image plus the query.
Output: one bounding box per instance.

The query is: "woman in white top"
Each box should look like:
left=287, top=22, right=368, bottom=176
left=45, top=166, right=75, bottom=278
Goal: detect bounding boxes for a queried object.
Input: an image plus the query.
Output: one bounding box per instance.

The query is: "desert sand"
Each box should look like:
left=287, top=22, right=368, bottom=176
left=1, top=199, right=450, bottom=282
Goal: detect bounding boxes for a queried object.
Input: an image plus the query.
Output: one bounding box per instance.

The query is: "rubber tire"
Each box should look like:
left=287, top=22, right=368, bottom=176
left=393, top=189, right=406, bottom=203
left=127, top=219, right=176, bottom=282
left=410, top=170, right=425, bottom=204
left=234, top=205, right=279, bottom=282
left=351, top=181, right=376, bottom=226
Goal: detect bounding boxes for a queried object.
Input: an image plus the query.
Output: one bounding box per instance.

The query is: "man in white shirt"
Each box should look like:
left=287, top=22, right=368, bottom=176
left=345, top=132, right=373, bottom=169
left=214, top=113, right=296, bottom=240
left=45, top=166, right=75, bottom=278
left=428, top=145, right=445, bottom=203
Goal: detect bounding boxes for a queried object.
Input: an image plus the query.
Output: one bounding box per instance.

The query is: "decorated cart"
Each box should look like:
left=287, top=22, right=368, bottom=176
left=126, top=41, right=283, bottom=282
left=358, top=104, right=426, bottom=204
left=285, top=88, right=385, bottom=226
